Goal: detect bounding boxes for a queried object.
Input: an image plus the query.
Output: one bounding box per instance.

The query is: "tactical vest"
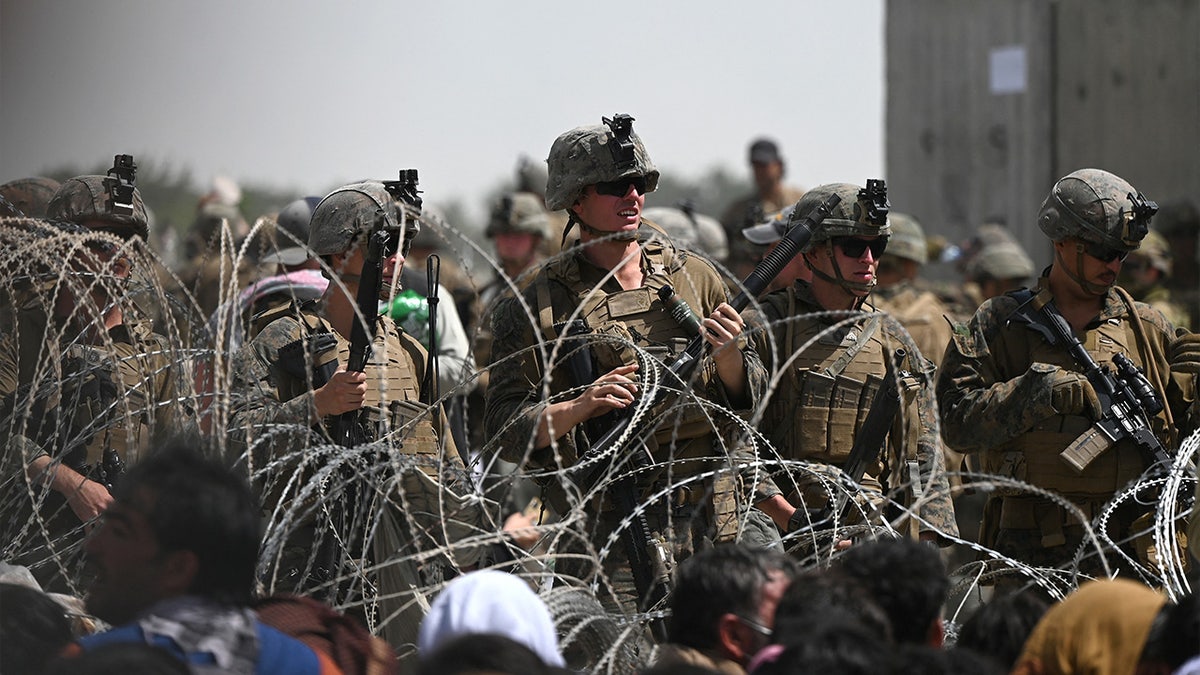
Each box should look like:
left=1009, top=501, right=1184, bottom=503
left=761, top=289, right=920, bottom=478
left=254, top=302, right=441, bottom=470
left=534, top=239, right=719, bottom=456
left=873, top=284, right=953, bottom=367
left=983, top=291, right=1166, bottom=499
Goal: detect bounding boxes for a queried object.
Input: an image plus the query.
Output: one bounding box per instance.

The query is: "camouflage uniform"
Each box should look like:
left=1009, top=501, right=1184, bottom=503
left=485, top=116, right=768, bottom=616
left=746, top=283, right=958, bottom=541
left=0, top=218, right=187, bottom=590
left=937, top=169, right=1199, bottom=574
left=227, top=182, right=481, bottom=654
left=871, top=213, right=954, bottom=369
left=742, top=184, right=958, bottom=545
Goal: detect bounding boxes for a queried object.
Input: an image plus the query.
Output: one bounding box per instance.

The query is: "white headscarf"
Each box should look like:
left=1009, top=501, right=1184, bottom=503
left=417, top=570, right=565, bottom=667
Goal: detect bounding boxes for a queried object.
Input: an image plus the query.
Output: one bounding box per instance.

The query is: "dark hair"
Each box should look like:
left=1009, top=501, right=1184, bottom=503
left=886, top=644, right=1006, bottom=675
left=45, top=641, right=190, bottom=675
left=418, top=633, right=552, bottom=675
left=112, top=437, right=261, bottom=605
left=956, top=589, right=1050, bottom=670
left=1141, top=591, right=1200, bottom=670
left=640, top=663, right=724, bottom=675
left=753, top=616, right=890, bottom=675
left=667, top=544, right=799, bottom=650
left=834, top=537, right=948, bottom=645
left=0, top=583, right=74, bottom=675
left=773, top=568, right=893, bottom=645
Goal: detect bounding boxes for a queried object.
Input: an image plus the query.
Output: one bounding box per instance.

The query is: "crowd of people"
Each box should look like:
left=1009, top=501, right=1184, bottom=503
left=1, top=113, right=1199, bottom=674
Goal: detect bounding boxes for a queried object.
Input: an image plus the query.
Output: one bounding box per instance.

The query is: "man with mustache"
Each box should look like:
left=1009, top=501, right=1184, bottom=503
left=938, top=169, right=1199, bottom=578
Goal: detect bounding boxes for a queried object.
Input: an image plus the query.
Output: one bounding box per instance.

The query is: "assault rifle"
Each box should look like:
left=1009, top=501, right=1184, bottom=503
left=793, top=348, right=908, bottom=533
left=1008, top=290, right=1169, bottom=473
left=333, top=218, right=389, bottom=446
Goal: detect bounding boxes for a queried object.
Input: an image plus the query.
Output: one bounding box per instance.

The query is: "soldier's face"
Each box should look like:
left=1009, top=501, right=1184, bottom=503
left=571, top=180, right=644, bottom=235
left=809, top=236, right=883, bottom=296
left=494, top=232, right=540, bottom=266
left=1058, top=238, right=1121, bottom=291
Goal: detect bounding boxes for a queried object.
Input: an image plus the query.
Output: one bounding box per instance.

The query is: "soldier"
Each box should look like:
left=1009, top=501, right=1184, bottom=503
left=720, top=138, right=806, bottom=280
left=0, top=177, right=61, bottom=218
left=227, top=181, right=482, bottom=653
left=964, top=238, right=1036, bottom=304
left=745, top=183, right=957, bottom=547
left=871, top=212, right=954, bottom=368
left=1, top=185, right=189, bottom=590
left=641, top=203, right=729, bottom=267
left=937, top=169, right=1199, bottom=578
left=484, top=114, right=766, bottom=620
left=1118, top=229, right=1190, bottom=330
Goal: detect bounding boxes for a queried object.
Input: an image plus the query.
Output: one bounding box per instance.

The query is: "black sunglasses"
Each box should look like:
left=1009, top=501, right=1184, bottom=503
left=832, top=236, right=888, bottom=258
left=594, top=175, right=648, bottom=197
left=1080, top=240, right=1129, bottom=263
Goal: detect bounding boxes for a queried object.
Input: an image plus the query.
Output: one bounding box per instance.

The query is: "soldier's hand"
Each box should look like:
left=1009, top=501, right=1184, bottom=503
left=702, top=302, right=744, bottom=360
left=1050, top=369, right=1101, bottom=418
left=314, top=368, right=368, bottom=417
left=66, top=477, right=112, bottom=525
left=579, top=364, right=638, bottom=418
left=1169, top=331, right=1200, bottom=374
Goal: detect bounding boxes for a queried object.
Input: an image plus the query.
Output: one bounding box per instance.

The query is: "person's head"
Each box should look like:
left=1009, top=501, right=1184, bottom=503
left=876, top=212, right=927, bottom=286
left=308, top=181, right=418, bottom=294
left=749, top=615, right=891, bottom=675
left=888, top=644, right=1007, bottom=675
left=0, top=583, right=74, bottom=675
left=966, top=240, right=1036, bottom=300
left=545, top=114, right=659, bottom=242
left=772, top=568, right=893, bottom=646
left=748, top=138, right=786, bottom=197
left=667, top=544, right=800, bottom=667
left=45, top=156, right=149, bottom=241
left=83, top=439, right=262, bottom=625
left=1012, top=579, right=1166, bottom=675
left=417, top=570, right=565, bottom=668
left=796, top=180, right=892, bottom=307
left=1139, top=590, right=1200, bottom=675
left=487, top=192, right=549, bottom=272
left=418, top=633, right=554, bottom=675
left=835, top=537, right=949, bottom=646
left=1038, top=168, right=1157, bottom=297
left=1119, top=229, right=1172, bottom=294
left=740, top=204, right=811, bottom=290
left=263, top=196, right=323, bottom=270
left=0, top=176, right=61, bottom=218
left=955, top=589, right=1050, bottom=671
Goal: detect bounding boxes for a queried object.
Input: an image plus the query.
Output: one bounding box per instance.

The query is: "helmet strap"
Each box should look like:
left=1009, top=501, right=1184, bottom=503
left=1056, top=243, right=1111, bottom=296
left=807, top=243, right=874, bottom=304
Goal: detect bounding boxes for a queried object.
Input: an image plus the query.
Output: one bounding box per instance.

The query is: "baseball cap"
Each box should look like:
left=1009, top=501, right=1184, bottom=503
left=749, top=138, right=782, bottom=165
left=742, top=204, right=795, bottom=245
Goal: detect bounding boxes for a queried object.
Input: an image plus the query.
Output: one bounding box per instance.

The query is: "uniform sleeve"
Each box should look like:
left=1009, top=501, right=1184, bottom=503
left=482, top=295, right=572, bottom=470
left=227, top=320, right=318, bottom=445
left=936, top=299, right=1062, bottom=453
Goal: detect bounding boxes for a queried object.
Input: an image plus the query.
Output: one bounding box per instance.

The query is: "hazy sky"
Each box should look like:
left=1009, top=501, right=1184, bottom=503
left=1, top=0, right=884, bottom=219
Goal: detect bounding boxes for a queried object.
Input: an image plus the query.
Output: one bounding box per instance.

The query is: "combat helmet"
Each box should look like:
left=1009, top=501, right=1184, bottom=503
left=1127, top=229, right=1172, bottom=275
left=544, top=113, right=659, bottom=211
left=884, top=212, right=928, bottom=265
left=0, top=177, right=61, bottom=218
left=1037, top=168, right=1156, bottom=252
left=967, top=241, right=1035, bottom=282
left=795, top=180, right=891, bottom=251
left=308, top=181, right=418, bottom=257
left=45, top=155, right=148, bottom=240
left=642, top=204, right=729, bottom=261
left=486, top=192, right=551, bottom=239
left=793, top=180, right=891, bottom=296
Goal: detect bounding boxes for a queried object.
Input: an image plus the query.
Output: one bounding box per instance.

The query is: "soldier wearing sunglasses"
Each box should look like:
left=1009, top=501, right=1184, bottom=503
left=485, top=114, right=768, bottom=617
left=938, top=168, right=1199, bottom=578
left=746, top=182, right=958, bottom=548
